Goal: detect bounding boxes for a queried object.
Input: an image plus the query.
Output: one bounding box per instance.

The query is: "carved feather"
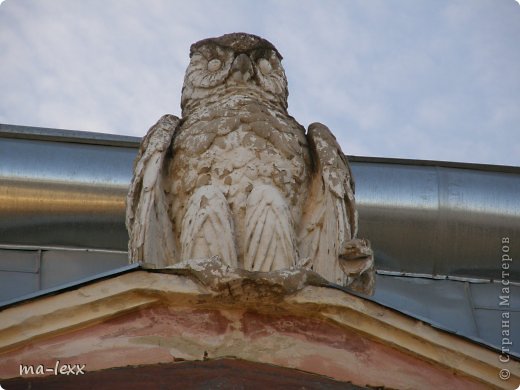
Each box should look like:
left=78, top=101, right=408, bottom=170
left=244, top=185, right=297, bottom=272
left=126, top=114, right=180, bottom=266
left=299, top=122, right=374, bottom=294
left=180, top=186, right=238, bottom=267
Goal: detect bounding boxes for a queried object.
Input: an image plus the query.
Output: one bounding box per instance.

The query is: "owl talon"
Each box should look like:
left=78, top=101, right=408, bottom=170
left=338, top=239, right=374, bottom=276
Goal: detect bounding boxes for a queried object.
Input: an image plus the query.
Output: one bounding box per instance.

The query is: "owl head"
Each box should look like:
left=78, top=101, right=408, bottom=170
left=181, top=33, right=289, bottom=116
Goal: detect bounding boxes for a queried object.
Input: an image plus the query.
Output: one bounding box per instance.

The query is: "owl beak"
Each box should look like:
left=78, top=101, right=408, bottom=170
left=230, top=53, right=254, bottom=83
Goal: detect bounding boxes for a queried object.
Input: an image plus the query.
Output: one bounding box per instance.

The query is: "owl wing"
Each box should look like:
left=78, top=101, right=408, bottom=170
left=299, top=122, right=374, bottom=295
left=126, top=114, right=180, bottom=266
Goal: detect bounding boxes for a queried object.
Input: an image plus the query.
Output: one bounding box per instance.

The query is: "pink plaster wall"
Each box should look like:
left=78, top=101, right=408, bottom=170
left=0, top=304, right=487, bottom=389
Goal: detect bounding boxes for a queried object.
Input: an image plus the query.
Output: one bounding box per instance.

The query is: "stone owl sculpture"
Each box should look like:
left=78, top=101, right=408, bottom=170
left=126, top=33, right=374, bottom=294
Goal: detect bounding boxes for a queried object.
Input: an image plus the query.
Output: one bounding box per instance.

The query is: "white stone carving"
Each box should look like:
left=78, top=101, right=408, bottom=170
left=126, top=33, right=374, bottom=294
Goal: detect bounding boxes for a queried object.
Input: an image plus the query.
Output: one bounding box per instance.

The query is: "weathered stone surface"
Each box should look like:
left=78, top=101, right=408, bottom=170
left=156, top=255, right=330, bottom=298
left=126, top=32, right=374, bottom=294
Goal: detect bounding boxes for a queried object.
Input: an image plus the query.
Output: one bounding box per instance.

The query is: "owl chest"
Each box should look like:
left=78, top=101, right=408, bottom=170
left=170, top=118, right=309, bottom=206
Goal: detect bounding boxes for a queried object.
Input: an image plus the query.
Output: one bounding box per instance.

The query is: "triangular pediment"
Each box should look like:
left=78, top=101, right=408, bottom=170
left=0, top=268, right=518, bottom=389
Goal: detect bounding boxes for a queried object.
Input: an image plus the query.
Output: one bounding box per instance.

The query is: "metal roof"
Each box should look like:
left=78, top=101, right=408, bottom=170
left=1, top=123, right=519, bottom=357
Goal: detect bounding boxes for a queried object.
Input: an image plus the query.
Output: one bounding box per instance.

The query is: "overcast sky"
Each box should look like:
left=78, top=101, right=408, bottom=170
left=1, top=0, right=519, bottom=166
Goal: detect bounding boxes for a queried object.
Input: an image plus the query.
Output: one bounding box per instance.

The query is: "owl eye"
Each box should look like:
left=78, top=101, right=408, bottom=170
left=207, top=58, right=222, bottom=72
left=258, top=58, right=272, bottom=75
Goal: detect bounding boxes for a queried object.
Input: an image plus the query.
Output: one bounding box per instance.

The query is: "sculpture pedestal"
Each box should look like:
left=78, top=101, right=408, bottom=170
left=0, top=260, right=515, bottom=389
